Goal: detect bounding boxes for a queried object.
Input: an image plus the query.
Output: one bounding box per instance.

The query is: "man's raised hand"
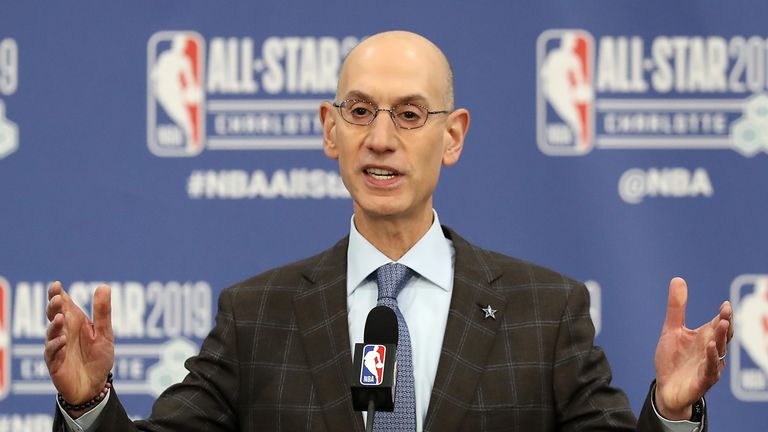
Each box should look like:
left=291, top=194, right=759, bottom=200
left=653, top=277, right=733, bottom=420
left=44, top=282, right=115, bottom=406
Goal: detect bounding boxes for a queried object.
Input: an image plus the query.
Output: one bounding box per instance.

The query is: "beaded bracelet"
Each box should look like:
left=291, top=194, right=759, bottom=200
left=57, top=372, right=113, bottom=412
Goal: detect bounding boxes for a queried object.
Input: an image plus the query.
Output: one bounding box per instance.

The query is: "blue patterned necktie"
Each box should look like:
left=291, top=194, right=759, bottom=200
left=373, top=263, right=416, bottom=432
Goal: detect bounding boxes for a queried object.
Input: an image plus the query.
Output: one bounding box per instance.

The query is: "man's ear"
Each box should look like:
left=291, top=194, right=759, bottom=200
left=320, top=102, right=339, bottom=160
left=442, top=108, right=470, bottom=166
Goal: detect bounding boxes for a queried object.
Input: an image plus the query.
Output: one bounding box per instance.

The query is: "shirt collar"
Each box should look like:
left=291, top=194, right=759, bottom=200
left=347, top=210, right=454, bottom=296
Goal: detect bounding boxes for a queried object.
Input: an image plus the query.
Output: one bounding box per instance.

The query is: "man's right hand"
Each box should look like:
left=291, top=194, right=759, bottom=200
left=45, top=282, right=115, bottom=406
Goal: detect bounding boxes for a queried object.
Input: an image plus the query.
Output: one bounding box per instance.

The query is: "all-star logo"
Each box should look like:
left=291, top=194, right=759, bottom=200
left=537, top=30, right=768, bottom=157
left=147, top=32, right=360, bottom=157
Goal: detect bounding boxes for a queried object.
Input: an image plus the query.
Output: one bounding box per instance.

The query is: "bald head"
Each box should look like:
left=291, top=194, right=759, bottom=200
left=337, top=31, right=455, bottom=110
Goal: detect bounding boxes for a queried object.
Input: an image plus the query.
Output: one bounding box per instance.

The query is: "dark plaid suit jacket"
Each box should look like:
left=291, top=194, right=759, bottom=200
left=54, top=226, right=705, bottom=431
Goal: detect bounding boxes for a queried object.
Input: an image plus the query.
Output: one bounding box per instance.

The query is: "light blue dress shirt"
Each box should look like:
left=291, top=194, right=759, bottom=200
left=347, top=210, right=454, bottom=432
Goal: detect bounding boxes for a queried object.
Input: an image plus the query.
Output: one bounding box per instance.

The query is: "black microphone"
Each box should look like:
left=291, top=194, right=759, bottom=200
left=351, top=306, right=398, bottom=430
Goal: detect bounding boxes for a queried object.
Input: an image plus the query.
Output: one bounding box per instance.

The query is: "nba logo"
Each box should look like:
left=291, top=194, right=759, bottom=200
left=536, top=29, right=595, bottom=156
left=731, top=274, right=768, bottom=401
left=147, top=31, right=205, bottom=157
left=0, top=276, right=10, bottom=400
left=360, top=344, right=386, bottom=385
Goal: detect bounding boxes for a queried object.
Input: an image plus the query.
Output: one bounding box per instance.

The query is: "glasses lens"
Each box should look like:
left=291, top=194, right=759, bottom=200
left=393, top=104, right=428, bottom=129
left=340, top=100, right=376, bottom=125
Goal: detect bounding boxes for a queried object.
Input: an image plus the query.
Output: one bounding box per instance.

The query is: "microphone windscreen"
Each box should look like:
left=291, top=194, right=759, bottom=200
left=364, top=305, right=398, bottom=345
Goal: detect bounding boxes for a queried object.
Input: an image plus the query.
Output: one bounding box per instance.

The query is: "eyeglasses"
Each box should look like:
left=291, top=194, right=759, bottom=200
left=332, top=99, right=450, bottom=129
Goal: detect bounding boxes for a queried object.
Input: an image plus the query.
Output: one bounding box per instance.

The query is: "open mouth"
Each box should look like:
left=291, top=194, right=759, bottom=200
left=364, top=167, right=399, bottom=180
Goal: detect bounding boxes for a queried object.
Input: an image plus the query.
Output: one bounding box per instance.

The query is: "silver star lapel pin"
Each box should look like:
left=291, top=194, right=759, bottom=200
left=480, top=304, right=497, bottom=320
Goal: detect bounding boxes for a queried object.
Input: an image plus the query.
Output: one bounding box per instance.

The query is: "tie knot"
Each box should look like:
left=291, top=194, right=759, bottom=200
left=376, top=263, right=414, bottom=301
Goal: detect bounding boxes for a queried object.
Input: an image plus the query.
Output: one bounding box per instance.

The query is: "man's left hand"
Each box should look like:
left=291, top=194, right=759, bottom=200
left=654, top=277, right=734, bottom=420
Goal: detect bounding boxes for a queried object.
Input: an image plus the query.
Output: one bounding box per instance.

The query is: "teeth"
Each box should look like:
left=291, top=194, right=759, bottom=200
left=366, top=168, right=396, bottom=179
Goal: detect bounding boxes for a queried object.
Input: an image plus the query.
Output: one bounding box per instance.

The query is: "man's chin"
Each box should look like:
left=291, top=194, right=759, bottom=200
left=353, top=200, right=434, bottom=224
left=357, top=206, right=404, bottom=220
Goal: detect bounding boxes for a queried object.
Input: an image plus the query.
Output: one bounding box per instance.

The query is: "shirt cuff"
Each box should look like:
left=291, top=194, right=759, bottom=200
left=56, top=389, right=111, bottom=432
left=651, top=390, right=704, bottom=432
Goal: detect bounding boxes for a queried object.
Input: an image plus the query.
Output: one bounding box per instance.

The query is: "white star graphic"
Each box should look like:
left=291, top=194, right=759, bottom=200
left=481, top=305, right=497, bottom=319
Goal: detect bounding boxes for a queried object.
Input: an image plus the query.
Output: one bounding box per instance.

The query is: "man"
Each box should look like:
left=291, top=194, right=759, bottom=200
left=45, top=31, right=733, bottom=431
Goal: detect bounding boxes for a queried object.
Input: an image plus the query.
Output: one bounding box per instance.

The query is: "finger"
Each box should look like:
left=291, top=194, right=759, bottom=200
left=93, top=284, right=113, bottom=337
left=714, top=318, right=729, bottom=357
left=722, top=301, right=734, bottom=342
left=46, top=294, right=63, bottom=322
left=663, top=277, right=688, bottom=329
left=702, top=340, right=721, bottom=386
left=44, top=334, right=67, bottom=366
left=46, top=313, right=65, bottom=341
left=48, top=281, right=63, bottom=301
left=48, top=283, right=77, bottom=320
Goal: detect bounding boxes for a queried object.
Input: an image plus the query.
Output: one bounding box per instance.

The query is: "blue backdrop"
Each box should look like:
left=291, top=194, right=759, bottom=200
left=1, top=1, right=766, bottom=430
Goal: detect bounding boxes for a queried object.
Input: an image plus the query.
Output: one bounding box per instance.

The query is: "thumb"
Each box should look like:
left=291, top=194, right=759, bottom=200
left=663, top=277, right=688, bottom=330
left=93, top=284, right=113, bottom=337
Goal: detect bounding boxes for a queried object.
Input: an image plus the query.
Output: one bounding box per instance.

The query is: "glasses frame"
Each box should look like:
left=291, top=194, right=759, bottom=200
left=332, top=99, right=450, bottom=130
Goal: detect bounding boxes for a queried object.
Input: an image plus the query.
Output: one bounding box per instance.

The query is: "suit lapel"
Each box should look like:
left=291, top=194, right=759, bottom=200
left=424, top=227, right=507, bottom=431
left=293, top=237, right=365, bottom=432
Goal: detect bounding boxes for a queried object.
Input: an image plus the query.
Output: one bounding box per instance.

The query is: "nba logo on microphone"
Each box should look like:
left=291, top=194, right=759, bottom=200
left=0, top=276, right=10, bottom=400
left=536, top=29, right=595, bottom=156
left=360, top=344, right=386, bottom=385
left=731, top=274, right=768, bottom=401
left=147, top=31, right=205, bottom=157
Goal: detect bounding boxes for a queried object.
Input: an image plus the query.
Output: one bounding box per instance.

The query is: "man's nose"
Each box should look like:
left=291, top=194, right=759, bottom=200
left=364, top=110, right=399, bottom=153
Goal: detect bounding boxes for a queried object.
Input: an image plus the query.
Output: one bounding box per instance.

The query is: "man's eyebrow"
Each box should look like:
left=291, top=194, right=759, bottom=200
left=392, top=94, right=430, bottom=106
left=340, top=90, right=431, bottom=106
left=341, top=90, right=374, bottom=102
